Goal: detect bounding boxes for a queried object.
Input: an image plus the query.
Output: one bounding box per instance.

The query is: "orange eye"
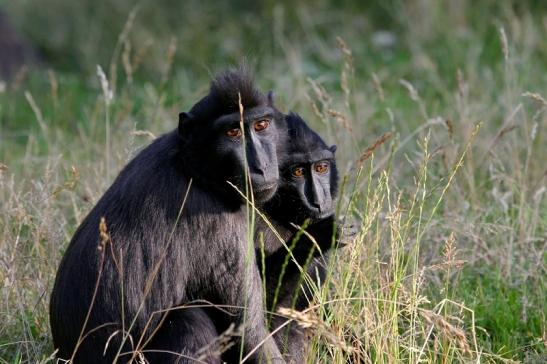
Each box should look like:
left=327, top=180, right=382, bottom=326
left=314, top=161, right=329, bottom=174
left=226, top=128, right=242, bottom=138
left=253, top=119, right=270, bottom=132
left=292, top=166, right=305, bottom=178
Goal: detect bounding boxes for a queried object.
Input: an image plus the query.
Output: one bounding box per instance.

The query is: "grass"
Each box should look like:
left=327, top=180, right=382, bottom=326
left=0, top=0, right=545, bottom=362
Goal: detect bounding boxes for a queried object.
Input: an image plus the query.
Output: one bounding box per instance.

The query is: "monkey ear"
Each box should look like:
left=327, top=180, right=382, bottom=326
left=329, top=145, right=337, bottom=153
left=178, top=112, right=194, bottom=136
left=267, top=90, right=275, bottom=106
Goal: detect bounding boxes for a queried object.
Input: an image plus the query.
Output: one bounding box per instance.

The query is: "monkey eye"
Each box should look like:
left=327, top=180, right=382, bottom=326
left=253, top=119, right=270, bottom=132
left=292, top=166, right=305, bottom=178
left=314, top=161, right=330, bottom=174
left=226, top=128, right=242, bottom=138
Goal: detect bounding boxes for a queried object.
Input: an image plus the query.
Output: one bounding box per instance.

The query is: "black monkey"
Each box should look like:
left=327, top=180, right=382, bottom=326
left=50, top=67, right=287, bottom=364
left=256, top=113, right=340, bottom=363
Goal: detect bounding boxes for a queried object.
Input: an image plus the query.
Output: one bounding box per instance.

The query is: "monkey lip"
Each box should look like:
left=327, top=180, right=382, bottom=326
left=308, top=206, right=334, bottom=220
left=252, top=181, right=277, bottom=192
left=252, top=181, right=278, bottom=202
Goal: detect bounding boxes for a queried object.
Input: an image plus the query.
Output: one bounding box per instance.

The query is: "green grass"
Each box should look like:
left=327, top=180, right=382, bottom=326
left=1, top=0, right=546, bottom=363
left=455, top=268, right=544, bottom=358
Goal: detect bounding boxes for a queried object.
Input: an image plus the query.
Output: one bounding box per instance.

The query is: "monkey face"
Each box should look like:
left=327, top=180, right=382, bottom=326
left=175, top=67, right=291, bottom=206
left=179, top=104, right=283, bottom=203
left=291, top=160, right=334, bottom=219
left=215, top=105, right=282, bottom=202
left=283, top=151, right=337, bottom=222
left=263, top=112, right=339, bottom=226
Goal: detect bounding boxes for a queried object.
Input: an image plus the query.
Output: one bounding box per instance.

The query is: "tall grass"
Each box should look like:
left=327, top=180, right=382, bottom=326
left=1, top=0, right=545, bottom=363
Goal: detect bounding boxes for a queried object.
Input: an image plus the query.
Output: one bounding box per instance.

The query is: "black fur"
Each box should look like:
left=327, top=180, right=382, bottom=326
left=50, top=66, right=287, bottom=364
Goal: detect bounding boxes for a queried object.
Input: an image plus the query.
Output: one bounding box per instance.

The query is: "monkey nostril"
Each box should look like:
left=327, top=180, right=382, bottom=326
left=311, top=201, right=321, bottom=210
left=257, top=163, right=270, bottom=174
left=248, top=163, right=263, bottom=174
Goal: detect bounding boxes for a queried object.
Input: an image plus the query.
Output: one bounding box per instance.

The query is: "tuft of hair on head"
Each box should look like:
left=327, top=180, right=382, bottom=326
left=286, top=112, right=329, bottom=151
left=210, top=64, right=267, bottom=112
left=184, top=64, right=268, bottom=125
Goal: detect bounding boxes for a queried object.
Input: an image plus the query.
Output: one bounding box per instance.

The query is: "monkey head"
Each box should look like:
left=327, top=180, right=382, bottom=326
left=178, top=66, right=286, bottom=205
left=266, top=112, right=338, bottom=225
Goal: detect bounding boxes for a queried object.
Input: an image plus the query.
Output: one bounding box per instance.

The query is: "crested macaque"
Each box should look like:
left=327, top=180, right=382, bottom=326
left=50, top=67, right=287, bottom=364
left=257, top=112, right=340, bottom=363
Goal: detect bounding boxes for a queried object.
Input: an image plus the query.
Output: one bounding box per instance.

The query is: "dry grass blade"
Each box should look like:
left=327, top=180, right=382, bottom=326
left=357, top=132, right=392, bottom=164
left=499, top=27, right=509, bottom=62
left=277, top=307, right=319, bottom=329
left=52, top=166, right=80, bottom=197
left=522, top=91, right=547, bottom=108
left=371, top=72, right=385, bottom=102
left=98, top=216, right=110, bottom=250
left=277, top=307, right=354, bottom=354
left=327, top=109, right=352, bottom=132
left=399, top=79, right=420, bottom=102
left=131, top=130, right=157, bottom=140
left=429, top=233, right=467, bottom=271
left=195, top=323, right=242, bottom=361
left=420, top=310, right=472, bottom=355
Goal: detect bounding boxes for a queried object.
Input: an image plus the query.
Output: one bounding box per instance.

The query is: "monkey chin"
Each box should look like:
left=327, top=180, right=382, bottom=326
left=252, top=182, right=278, bottom=203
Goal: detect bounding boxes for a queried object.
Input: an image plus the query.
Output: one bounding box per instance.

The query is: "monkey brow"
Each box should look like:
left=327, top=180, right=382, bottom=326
left=214, top=106, right=274, bottom=125
left=289, top=150, right=335, bottom=164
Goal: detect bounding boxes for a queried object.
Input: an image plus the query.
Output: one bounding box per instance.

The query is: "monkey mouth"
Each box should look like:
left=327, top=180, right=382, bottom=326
left=252, top=181, right=278, bottom=202
left=307, top=205, right=334, bottom=221
left=253, top=181, right=277, bottom=191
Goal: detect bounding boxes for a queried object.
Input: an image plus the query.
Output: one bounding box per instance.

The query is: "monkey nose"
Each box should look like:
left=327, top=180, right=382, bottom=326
left=311, top=189, right=324, bottom=211
left=256, top=167, right=266, bottom=176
